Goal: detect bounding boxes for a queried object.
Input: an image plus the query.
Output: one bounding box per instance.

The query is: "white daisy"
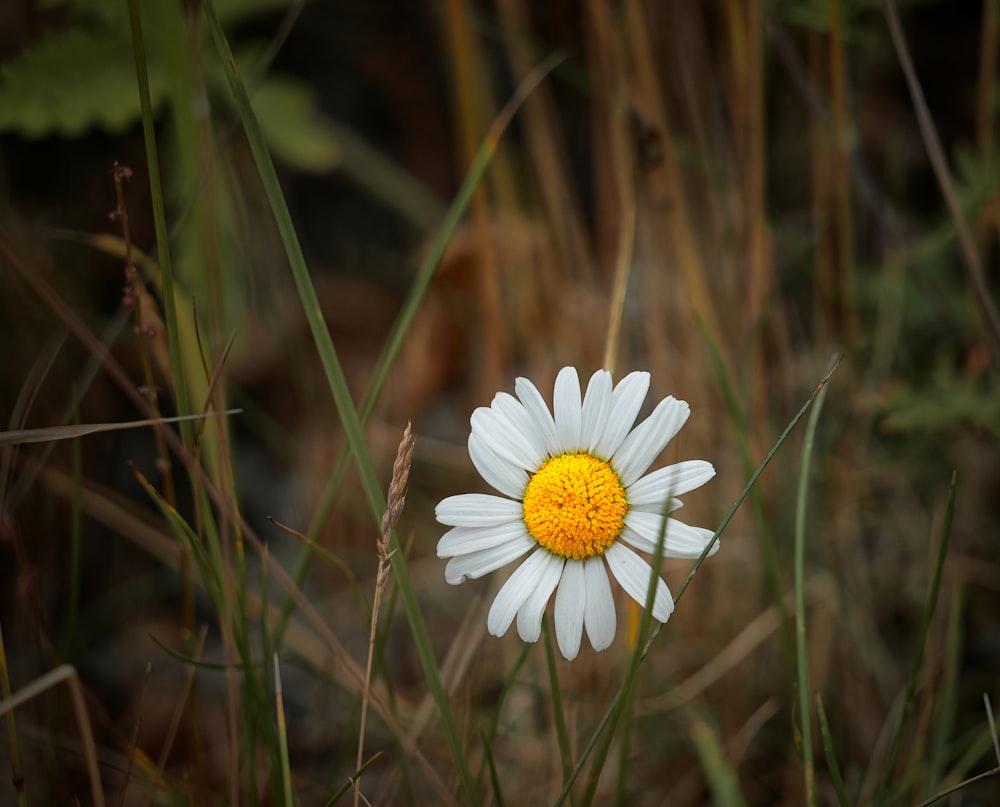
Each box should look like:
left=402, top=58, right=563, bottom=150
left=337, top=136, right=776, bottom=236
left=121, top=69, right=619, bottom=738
left=435, top=366, right=718, bottom=660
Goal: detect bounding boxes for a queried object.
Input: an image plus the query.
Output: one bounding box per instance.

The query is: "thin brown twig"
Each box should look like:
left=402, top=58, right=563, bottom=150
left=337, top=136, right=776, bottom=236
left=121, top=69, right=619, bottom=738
left=354, top=422, right=415, bottom=807
left=112, top=162, right=177, bottom=504
left=0, top=664, right=106, bottom=807
left=117, top=662, right=151, bottom=807
left=884, top=0, right=1000, bottom=366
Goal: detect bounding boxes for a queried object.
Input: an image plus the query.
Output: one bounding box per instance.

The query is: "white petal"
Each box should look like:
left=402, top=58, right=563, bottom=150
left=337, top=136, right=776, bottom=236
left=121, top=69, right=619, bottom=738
left=554, top=560, right=586, bottom=660
left=515, top=553, right=564, bottom=642
left=469, top=431, right=529, bottom=499
left=581, top=370, right=612, bottom=453
left=487, top=550, right=551, bottom=637
left=612, top=397, right=690, bottom=487
left=445, top=534, right=536, bottom=584
left=435, top=494, right=523, bottom=527
left=631, top=499, right=684, bottom=514
left=437, top=522, right=529, bottom=558
left=492, top=393, right=548, bottom=468
left=552, top=366, right=582, bottom=452
left=620, top=511, right=671, bottom=555
left=514, top=376, right=561, bottom=456
left=626, top=460, right=715, bottom=508
left=621, top=512, right=719, bottom=558
left=604, top=542, right=674, bottom=623
left=583, top=556, right=616, bottom=651
left=471, top=405, right=540, bottom=472
left=593, top=371, right=649, bottom=458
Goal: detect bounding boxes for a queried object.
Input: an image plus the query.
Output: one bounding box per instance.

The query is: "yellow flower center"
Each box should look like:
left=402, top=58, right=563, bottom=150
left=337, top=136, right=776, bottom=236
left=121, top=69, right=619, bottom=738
left=522, top=452, right=628, bottom=560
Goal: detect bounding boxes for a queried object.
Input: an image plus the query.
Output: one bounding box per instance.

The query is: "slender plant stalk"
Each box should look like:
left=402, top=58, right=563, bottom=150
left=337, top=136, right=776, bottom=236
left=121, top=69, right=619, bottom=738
left=815, top=694, right=849, bottom=807
left=914, top=766, right=1000, bottom=807
left=0, top=621, right=26, bottom=807
left=480, top=727, right=506, bottom=807
left=65, top=392, right=82, bottom=661
left=117, top=663, right=150, bottom=807
left=793, top=373, right=831, bottom=807
left=878, top=470, right=957, bottom=798
left=111, top=163, right=176, bottom=506
left=884, top=0, right=1000, bottom=364
left=600, top=13, right=636, bottom=377
left=273, top=655, right=294, bottom=807
left=0, top=665, right=105, bottom=807
left=924, top=586, right=964, bottom=797
left=476, top=644, right=530, bottom=788
left=354, top=424, right=414, bottom=807
left=542, top=620, right=576, bottom=807
left=689, top=716, right=748, bottom=807
left=827, top=0, right=857, bottom=352
left=124, top=0, right=193, bottom=432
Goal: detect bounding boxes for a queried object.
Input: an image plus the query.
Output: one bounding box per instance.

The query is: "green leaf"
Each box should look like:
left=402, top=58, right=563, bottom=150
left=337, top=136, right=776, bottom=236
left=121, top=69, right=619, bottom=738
left=252, top=76, right=340, bottom=173
left=0, top=27, right=167, bottom=137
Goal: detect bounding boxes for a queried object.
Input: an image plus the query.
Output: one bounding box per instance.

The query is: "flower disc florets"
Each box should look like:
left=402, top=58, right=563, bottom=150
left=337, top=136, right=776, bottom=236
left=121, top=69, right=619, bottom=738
left=522, top=453, right=627, bottom=559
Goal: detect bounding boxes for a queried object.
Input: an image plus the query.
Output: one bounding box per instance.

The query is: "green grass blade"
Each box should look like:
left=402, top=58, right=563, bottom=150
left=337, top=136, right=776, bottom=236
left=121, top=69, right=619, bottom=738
left=543, top=618, right=576, bottom=806
left=879, top=469, right=958, bottom=799
left=816, top=693, right=850, bottom=807
left=924, top=586, right=964, bottom=797
left=273, top=654, right=294, bottom=807
left=124, top=0, right=192, bottom=432
left=202, top=4, right=476, bottom=800
left=323, top=753, right=383, bottom=807
left=793, top=369, right=831, bottom=807
left=477, top=643, right=530, bottom=788
left=690, top=715, right=748, bottom=807
left=480, top=727, right=506, bottom=807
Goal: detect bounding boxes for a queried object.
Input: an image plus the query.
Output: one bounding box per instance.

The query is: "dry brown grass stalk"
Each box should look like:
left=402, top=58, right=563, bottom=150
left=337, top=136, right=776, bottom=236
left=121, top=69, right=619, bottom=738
left=354, top=421, right=415, bottom=807
left=0, top=664, right=105, bottom=807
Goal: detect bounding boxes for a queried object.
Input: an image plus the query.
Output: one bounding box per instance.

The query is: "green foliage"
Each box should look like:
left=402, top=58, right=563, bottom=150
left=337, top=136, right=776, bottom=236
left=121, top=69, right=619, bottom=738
left=0, top=27, right=168, bottom=137
left=252, top=75, right=340, bottom=173
left=878, top=362, right=1000, bottom=436
left=0, top=0, right=339, bottom=173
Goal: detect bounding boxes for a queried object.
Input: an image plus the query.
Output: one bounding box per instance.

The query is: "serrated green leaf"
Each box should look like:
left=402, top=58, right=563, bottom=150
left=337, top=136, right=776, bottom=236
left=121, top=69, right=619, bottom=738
left=0, top=28, right=168, bottom=137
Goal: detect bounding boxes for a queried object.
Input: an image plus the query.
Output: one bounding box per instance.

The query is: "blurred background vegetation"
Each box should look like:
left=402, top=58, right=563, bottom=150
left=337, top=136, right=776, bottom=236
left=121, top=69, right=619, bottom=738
left=0, top=0, right=998, bottom=804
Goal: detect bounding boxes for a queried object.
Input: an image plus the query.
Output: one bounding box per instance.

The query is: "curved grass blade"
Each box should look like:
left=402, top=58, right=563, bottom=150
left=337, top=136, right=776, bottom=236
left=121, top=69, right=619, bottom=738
left=816, top=693, right=849, bottom=807
left=323, top=752, right=383, bottom=807
left=793, top=368, right=832, bottom=806
left=0, top=410, right=241, bottom=446
left=202, top=3, right=478, bottom=799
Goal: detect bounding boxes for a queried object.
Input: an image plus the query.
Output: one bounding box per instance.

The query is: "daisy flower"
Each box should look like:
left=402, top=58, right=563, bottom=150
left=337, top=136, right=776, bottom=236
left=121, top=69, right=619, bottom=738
left=435, top=366, right=718, bottom=660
